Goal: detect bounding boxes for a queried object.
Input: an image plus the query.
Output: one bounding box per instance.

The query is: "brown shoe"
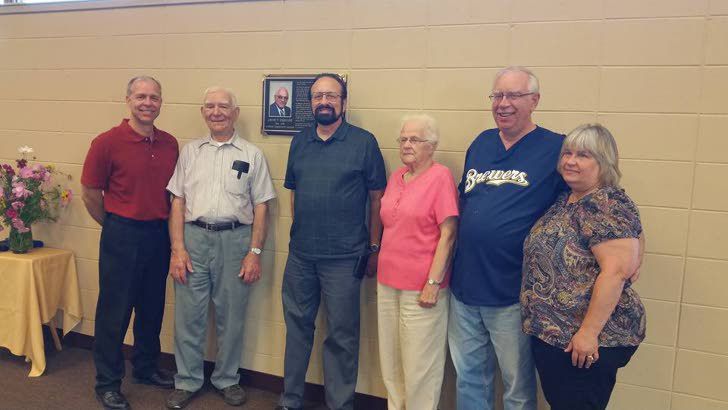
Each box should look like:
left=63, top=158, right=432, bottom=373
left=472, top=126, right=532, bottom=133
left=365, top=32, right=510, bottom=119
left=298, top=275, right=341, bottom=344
left=166, top=389, right=196, bottom=409
left=215, top=384, right=246, bottom=406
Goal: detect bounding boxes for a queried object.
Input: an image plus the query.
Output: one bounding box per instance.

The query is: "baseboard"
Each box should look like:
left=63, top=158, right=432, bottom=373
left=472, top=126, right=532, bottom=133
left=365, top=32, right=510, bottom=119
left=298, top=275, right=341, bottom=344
left=63, top=331, right=386, bottom=409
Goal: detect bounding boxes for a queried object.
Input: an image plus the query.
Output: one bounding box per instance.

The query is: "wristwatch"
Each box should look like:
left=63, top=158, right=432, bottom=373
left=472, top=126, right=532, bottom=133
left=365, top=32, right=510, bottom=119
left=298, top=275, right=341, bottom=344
left=369, top=243, right=380, bottom=253
left=249, top=247, right=262, bottom=255
left=426, top=278, right=442, bottom=286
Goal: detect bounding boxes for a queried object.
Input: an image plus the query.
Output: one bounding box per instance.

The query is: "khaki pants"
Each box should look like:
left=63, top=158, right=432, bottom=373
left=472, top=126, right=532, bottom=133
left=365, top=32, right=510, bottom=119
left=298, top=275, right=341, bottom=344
left=377, top=283, right=449, bottom=410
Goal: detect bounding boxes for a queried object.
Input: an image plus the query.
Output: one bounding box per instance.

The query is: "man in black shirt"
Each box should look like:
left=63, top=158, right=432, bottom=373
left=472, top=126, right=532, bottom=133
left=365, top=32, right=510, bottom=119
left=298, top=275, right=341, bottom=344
left=276, top=73, right=387, bottom=410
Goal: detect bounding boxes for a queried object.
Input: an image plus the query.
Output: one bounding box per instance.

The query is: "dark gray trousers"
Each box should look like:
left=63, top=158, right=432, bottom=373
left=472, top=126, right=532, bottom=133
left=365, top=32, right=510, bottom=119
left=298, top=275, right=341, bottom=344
left=280, top=252, right=361, bottom=410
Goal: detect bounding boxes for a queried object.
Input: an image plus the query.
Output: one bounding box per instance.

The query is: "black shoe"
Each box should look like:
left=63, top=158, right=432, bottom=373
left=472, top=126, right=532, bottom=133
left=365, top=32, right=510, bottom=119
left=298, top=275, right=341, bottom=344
left=166, top=389, right=196, bottom=409
left=133, top=369, right=174, bottom=388
left=216, top=384, right=246, bottom=406
left=96, top=391, right=130, bottom=410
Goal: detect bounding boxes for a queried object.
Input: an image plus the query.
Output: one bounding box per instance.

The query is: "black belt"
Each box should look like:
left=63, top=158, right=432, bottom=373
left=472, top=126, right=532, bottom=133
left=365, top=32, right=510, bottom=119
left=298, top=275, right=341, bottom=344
left=189, top=220, right=245, bottom=231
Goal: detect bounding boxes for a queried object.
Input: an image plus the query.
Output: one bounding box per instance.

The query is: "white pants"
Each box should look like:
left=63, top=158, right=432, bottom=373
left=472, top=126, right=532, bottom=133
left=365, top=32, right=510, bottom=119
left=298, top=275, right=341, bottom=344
left=377, top=283, right=450, bottom=410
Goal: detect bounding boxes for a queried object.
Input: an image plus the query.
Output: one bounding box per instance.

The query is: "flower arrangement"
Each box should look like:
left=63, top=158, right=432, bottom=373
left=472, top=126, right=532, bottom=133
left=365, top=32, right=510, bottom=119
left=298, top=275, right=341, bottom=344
left=0, top=146, right=72, bottom=253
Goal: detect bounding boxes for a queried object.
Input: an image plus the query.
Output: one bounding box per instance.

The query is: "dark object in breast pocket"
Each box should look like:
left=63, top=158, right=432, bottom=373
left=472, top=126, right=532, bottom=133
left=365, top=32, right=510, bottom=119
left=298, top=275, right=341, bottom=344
left=232, top=160, right=250, bottom=179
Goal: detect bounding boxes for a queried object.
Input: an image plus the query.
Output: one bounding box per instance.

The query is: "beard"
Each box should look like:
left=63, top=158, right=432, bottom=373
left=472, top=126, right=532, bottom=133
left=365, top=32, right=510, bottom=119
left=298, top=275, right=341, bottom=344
left=314, top=105, right=342, bottom=126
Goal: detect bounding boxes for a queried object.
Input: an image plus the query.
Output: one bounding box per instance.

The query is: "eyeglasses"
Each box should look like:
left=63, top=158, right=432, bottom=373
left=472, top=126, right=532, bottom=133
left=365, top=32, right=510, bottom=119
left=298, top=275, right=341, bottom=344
left=396, top=137, right=429, bottom=145
left=275, top=95, right=289, bottom=100
left=488, top=92, right=535, bottom=102
left=311, top=92, right=342, bottom=101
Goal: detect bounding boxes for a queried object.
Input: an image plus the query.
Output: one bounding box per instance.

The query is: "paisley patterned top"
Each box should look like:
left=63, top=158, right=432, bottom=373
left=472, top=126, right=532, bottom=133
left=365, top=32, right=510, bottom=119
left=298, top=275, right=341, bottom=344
left=520, top=186, right=646, bottom=349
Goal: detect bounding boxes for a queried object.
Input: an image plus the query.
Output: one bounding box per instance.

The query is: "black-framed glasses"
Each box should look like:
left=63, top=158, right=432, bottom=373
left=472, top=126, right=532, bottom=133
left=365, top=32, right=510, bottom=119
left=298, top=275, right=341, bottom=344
left=488, top=92, right=535, bottom=102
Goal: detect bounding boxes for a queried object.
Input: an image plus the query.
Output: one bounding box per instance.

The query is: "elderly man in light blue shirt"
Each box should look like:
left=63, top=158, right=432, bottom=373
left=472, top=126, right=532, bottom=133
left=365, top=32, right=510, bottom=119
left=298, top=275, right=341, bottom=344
left=165, top=86, right=276, bottom=409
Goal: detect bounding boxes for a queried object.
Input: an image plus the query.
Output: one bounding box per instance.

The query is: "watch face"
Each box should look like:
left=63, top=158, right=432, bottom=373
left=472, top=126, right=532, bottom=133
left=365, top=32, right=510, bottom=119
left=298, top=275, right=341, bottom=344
left=250, top=248, right=262, bottom=255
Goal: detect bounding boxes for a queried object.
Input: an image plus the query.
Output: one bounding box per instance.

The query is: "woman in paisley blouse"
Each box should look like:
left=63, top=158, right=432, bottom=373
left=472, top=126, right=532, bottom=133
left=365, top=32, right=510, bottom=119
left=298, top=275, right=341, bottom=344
left=520, top=123, right=645, bottom=410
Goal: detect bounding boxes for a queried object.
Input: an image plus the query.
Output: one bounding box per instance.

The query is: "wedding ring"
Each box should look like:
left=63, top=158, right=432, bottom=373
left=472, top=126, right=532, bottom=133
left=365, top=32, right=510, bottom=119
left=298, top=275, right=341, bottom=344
left=586, top=355, right=594, bottom=361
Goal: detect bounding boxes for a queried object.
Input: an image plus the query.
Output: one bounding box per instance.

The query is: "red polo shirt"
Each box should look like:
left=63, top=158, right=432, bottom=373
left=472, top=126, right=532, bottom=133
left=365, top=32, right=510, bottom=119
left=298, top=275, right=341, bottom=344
left=81, top=119, right=179, bottom=220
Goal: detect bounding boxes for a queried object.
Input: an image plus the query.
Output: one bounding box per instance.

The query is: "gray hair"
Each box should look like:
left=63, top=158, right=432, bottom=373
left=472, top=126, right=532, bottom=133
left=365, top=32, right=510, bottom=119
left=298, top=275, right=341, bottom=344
left=203, top=86, right=238, bottom=108
left=400, top=114, right=440, bottom=147
left=126, top=76, right=162, bottom=97
left=561, top=123, right=622, bottom=187
left=493, top=66, right=540, bottom=94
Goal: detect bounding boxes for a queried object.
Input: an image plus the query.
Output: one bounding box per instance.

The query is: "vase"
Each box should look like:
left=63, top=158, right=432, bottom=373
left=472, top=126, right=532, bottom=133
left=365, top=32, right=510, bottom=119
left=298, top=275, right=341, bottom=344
left=8, top=226, right=33, bottom=254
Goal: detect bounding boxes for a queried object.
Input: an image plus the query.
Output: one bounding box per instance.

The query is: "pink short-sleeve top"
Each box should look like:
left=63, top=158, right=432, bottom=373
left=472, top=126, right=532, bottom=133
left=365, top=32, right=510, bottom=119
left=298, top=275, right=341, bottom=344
left=377, top=163, right=459, bottom=290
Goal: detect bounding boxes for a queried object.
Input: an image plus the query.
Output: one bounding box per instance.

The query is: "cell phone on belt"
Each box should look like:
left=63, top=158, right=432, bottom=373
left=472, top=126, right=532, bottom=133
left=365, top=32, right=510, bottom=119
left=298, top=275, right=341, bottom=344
left=353, top=253, right=370, bottom=279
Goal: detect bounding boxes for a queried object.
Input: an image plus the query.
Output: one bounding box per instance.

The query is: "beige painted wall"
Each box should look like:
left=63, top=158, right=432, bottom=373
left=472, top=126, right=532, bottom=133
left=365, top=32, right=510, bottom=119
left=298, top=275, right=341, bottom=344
left=1, top=1, right=727, bottom=409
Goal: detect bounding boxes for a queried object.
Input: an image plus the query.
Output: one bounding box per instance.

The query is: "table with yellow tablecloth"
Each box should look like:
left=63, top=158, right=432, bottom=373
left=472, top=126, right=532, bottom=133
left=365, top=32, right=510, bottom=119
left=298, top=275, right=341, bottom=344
left=0, top=247, right=84, bottom=376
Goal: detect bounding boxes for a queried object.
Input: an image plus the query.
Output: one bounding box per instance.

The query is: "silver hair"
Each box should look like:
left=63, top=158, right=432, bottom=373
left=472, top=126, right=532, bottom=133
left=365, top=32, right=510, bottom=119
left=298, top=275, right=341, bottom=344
left=202, top=86, right=238, bottom=108
left=400, top=113, right=440, bottom=147
left=126, top=76, right=162, bottom=97
left=493, top=66, right=540, bottom=94
left=561, top=123, right=622, bottom=187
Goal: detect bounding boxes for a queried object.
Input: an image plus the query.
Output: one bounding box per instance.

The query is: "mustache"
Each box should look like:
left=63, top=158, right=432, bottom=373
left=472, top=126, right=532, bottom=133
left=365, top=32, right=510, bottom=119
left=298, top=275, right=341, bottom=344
left=315, top=105, right=334, bottom=113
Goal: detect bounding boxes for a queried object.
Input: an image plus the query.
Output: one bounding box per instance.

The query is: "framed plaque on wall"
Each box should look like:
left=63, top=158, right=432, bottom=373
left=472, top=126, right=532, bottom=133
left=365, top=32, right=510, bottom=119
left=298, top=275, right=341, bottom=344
left=261, top=73, right=347, bottom=136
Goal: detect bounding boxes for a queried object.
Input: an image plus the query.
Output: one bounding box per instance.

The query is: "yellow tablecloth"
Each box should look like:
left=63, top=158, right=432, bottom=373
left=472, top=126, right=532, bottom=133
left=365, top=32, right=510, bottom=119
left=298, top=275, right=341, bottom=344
left=0, top=247, right=83, bottom=376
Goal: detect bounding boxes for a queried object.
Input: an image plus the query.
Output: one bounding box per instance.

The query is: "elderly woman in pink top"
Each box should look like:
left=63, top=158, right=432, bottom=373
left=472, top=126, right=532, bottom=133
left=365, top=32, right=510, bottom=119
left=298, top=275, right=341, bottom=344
left=377, top=114, right=459, bottom=410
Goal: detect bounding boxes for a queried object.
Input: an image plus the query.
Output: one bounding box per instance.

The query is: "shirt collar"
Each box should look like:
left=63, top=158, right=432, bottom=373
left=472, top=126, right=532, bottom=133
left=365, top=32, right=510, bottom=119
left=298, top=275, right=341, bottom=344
left=198, top=130, right=245, bottom=150
left=120, top=118, right=161, bottom=142
left=306, top=120, right=350, bottom=142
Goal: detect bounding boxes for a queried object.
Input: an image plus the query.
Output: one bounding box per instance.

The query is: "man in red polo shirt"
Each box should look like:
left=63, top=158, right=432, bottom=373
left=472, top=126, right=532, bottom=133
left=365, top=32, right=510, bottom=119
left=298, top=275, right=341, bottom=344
left=81, top=76, right=179, bottom=410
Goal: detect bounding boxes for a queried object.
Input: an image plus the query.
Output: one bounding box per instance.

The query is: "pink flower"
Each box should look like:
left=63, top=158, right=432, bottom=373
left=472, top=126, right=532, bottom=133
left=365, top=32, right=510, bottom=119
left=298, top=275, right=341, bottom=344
left=11, top=217, right=30, bottom=233
left=12, top=181, right=32, bottom=199
left=6, top=208, right=18, bottom=219
left=11, top=201, right=24, bottom=210
left=19, top=166, right=34, bottom=179
left=60, top=189, right=73, bottom=207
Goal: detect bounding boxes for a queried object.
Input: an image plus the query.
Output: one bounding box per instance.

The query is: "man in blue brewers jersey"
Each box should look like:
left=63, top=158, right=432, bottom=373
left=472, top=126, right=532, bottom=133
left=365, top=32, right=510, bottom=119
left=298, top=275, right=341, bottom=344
left=448, top=66, right=566, bottom=410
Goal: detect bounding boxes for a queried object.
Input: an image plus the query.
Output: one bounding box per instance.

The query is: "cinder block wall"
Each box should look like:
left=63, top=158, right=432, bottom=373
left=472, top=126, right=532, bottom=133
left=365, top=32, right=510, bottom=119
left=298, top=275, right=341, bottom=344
left=1, top=1, right=727, bottom=409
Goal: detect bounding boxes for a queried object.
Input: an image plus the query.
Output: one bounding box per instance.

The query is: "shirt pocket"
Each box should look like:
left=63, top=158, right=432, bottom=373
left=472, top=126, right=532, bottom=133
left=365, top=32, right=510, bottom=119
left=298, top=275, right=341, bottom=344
left=226, top=167, right=249, bottom=195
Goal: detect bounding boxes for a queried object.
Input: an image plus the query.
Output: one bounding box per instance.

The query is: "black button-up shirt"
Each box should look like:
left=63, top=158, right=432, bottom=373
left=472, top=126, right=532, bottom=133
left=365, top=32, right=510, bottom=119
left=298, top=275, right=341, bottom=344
left=284, top=121, right=387, bottom=258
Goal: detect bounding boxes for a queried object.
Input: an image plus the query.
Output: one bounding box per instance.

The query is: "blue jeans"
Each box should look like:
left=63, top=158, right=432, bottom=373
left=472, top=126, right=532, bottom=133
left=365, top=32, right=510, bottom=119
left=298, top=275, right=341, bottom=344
left=448, top=296, right=537, bottom=410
